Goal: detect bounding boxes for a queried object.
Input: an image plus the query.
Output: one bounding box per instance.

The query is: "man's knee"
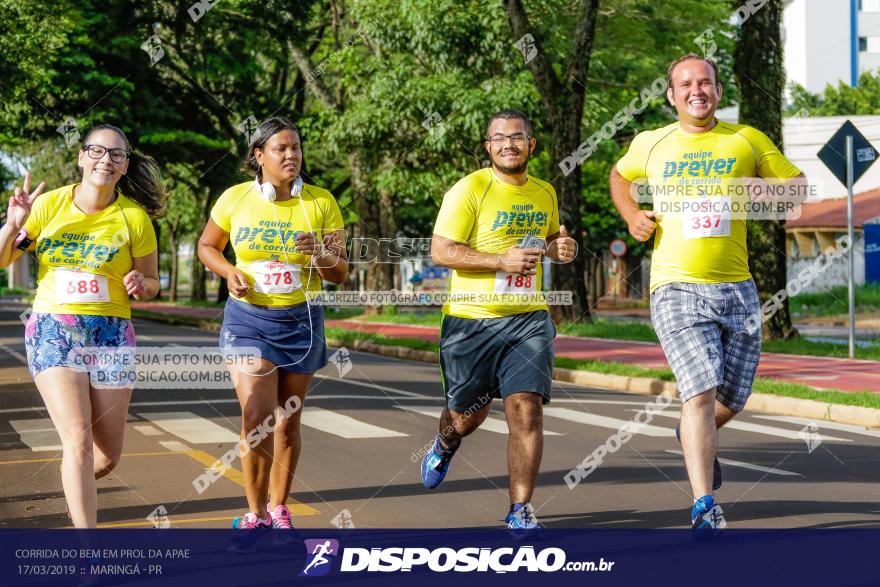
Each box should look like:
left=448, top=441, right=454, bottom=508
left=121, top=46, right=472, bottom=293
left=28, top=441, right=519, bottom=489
left=682, top=387, right=717, bottom=410
left=504, top=393, right=543, bottom=433
left=447, top=403, right=491, bottom=435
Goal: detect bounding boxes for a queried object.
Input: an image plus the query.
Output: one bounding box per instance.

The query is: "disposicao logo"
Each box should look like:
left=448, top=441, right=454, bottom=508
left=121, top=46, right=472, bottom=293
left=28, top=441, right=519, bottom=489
left=301, top=539, right=339, bottom=577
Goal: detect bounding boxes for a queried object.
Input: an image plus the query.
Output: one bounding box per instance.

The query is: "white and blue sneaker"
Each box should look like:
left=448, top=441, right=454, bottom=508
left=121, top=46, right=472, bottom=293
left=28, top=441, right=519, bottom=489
left=691, top=495, right=726, bottom=540
left=505, top=502, right=542, bottom=531
left=421, top=435, right=457, bottom=489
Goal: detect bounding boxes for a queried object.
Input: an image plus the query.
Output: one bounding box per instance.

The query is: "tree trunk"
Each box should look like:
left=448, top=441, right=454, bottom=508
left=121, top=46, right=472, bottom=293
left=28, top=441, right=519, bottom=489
left=348, top=152, right=395, bottom=315
left=734, top=0, right=794, bottom=339
left=504, top=0, right=599, bottom=324
left=549, top=107, right=590, bottom=322
left=169, top=232, right=178, bottom=303
left=190, top=235, right=207, bottom=302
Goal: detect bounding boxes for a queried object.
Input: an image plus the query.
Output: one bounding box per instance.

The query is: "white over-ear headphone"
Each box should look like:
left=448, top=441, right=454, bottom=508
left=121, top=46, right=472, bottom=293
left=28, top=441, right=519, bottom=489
left=255, top=174, right=304, bottom=202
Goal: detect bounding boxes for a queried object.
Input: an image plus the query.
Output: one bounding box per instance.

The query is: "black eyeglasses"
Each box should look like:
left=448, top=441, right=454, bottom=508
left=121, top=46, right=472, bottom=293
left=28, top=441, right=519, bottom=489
left=486, top=133, right=530, bottom=146
left=83, top=144, right=130, bottom=164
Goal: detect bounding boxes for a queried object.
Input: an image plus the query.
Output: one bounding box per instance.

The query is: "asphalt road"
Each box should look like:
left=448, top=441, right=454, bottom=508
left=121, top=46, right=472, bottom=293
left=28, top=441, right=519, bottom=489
left=0, top=303, right=878, bottom=530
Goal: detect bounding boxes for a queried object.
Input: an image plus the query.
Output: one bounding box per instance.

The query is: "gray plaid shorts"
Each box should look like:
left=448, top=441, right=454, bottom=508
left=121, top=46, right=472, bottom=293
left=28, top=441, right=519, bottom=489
left=650, top=279, right=761, bottom=412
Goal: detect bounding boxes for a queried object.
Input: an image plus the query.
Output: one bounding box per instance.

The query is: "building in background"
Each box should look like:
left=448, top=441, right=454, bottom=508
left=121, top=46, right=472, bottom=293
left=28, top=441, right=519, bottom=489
left=786, top=189, right=880, bottom=290
left=783, top=0, right=880, bottom=94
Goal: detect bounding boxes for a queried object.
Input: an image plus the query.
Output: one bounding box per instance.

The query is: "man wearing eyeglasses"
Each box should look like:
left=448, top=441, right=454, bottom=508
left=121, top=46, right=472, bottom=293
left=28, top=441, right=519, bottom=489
left=419, top=109, right=575, bottom=530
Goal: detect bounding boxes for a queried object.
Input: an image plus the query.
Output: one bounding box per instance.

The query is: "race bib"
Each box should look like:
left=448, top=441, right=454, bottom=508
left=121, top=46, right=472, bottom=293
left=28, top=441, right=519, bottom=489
left=682, top=197, right=731, bottom=239
left=251, top=261, right=301, bottom=294
left=494, top=271, right=537, bottom=294
left=55, top=269, right=110, bottom=303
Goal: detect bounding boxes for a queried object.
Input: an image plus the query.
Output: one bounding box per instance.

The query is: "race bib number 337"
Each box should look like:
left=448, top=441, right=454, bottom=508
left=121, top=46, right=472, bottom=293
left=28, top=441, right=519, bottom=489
left=682, top=196, right=731, bottom=239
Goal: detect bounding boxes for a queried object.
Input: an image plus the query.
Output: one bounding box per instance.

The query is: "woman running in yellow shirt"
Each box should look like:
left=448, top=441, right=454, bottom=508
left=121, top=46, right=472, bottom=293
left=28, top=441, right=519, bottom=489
left=198, top=117, right=347, bottom=551
left=0, top=124, right=164, bottom=527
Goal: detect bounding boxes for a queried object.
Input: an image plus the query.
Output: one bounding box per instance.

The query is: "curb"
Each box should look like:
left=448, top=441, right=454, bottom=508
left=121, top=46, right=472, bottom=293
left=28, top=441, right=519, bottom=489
left=328, top=338, right=880, bottom=430
left=133, top=310, right=880, bottom=430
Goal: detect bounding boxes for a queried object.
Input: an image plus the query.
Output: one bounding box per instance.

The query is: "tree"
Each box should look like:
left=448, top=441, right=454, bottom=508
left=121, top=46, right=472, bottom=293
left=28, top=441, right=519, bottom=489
left=733, top=0, right=794, bottom=339
left=789, top=70, right=880, bottom=115
left=502, top=0, right=599, bottom=322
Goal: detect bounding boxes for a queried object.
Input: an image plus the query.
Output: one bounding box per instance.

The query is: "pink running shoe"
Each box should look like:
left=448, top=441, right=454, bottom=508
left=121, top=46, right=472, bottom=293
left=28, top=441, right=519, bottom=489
left=268, top=503, right=296, bottom=545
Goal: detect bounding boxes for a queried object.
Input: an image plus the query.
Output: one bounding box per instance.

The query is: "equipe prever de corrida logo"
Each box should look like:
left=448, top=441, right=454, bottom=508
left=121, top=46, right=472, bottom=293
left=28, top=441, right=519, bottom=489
left=301, top=539, right=340, bottom=576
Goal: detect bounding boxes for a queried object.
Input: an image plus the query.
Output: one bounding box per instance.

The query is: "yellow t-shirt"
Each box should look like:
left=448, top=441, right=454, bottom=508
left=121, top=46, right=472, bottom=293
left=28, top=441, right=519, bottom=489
left=616, top=121, right=801, bottom=292
left=433, top=167, right=560, bottom=319
left=24, top=184, right=158, bottom=319
left=210, top=181, right=344, bottom=307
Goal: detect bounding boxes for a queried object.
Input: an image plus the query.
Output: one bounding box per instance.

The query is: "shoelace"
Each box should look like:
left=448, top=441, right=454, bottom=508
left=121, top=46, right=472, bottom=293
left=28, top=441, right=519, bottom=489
left=272, top=512, right=293, bottom=529
left=709, top=508, right=723, bottom=527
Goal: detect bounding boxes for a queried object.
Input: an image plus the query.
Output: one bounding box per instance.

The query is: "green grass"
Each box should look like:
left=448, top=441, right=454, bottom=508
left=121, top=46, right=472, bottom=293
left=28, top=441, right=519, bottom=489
left=357, top=312, right=880, bottom=360
left=554, top=356, right=674, bottom=381
left=325, top=327, right=439, bottom=352
left=359, top=311, right=443, bottom=327
left=558, top=318, right=659, bottom=342
left=762, top=337, right=880, bottom=360
left=322, top=332, right=880, bottom=409
left=751, top=378, right=880, bottom=409
left=0, top=287, right=29, bottom=296
left=790, top=283, right=880, bottom=318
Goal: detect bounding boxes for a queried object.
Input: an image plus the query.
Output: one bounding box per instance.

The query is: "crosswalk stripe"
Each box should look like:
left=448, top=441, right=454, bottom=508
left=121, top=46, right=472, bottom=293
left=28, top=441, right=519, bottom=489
left=397, top=406, right=563, bottom=436
left=138, top=412, right=239, bottom=444
left=300, top=407, right=408, bottom=438
left=752, top=415, right=880, bottom=439
left=133, top=424, right=164, bottom=437
left=9, top=418, right=61, bottom=451
left=641, top=410, right=853, bottom=442
left=313, top=374, right=426, bottom=398
left=542, top=407, right=673, bottom=437
left=665, top=450, right=801, bottom=476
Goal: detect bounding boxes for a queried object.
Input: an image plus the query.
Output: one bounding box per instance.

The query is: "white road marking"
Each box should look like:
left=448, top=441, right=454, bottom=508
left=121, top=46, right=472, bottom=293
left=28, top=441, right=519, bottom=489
left=137, top=412, right=240, bottom=444
left=397, top=406, right=563, bottom=436
left=666, top=450, right=801, bottom=476
left=300, top=407, right=408, bottom=439
left=10, top=418, right=61, bottom=451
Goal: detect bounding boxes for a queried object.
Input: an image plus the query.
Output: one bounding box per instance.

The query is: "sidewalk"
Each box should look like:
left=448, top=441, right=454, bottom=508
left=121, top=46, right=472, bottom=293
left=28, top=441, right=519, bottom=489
left=131, top=303, right=879, bottom=394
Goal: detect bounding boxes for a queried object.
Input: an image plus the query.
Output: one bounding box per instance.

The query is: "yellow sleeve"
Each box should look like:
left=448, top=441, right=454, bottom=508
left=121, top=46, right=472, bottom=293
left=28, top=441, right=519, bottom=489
left=547, top=185, right=560, bottom=235
left=615, top=132, right=655, bottom=182
left=130, top=209, right=158, bottom=257
left=320, top=193, right=344, bottom=234
left=433, top=177, right=477, bottom=243
left=22, top=187, right=55, bottom=243
left=210, top=188, right=235, bottom=232
left=741, top=126, right=802, bottom=179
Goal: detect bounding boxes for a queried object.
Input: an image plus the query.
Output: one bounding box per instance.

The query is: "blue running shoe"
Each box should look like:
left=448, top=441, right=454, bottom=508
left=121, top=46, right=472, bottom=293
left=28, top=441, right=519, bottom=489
left=675, top=424, right=722, bottom=490
left=691, top=495, right=726, bottom=540
left=505, top=502, right=542, bottom=532
left=421, top=435, right=457, bottom=489
left=228, top=512, right=271, bottom=553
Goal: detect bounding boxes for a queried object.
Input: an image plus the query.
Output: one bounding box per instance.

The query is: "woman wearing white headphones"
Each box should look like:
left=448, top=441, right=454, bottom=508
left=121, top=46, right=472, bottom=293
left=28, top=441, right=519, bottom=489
left=198, top=117, right=347, bottom=550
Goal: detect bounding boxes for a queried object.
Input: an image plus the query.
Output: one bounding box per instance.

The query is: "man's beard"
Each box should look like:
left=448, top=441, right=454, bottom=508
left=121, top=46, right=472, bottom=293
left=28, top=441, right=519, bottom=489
left=492, top=149, right=530, bottom=174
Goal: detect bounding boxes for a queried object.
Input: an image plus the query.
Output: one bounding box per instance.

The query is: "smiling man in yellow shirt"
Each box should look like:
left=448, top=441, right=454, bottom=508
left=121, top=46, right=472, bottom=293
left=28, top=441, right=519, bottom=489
left=610, top=54, right=804, bottom=537
left=419, top=109, right=576, bottom=531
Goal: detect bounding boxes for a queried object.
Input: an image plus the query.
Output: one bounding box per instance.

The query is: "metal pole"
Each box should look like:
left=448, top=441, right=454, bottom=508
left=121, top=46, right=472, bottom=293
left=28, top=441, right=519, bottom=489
left=846, top=135, right=856, bottom=359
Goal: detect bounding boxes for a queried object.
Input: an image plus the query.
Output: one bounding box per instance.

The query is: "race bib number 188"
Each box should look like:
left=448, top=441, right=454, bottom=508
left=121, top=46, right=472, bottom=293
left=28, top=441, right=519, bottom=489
left=494, top=271, right=537, bottom=294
